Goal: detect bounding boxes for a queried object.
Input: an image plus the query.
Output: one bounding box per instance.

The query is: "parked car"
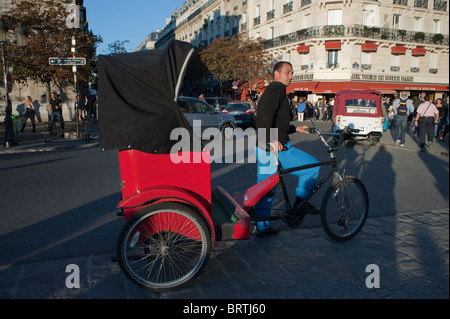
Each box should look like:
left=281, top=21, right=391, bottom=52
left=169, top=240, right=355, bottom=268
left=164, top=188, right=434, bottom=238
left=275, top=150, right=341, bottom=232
left=223, top=100, right=256, bottom=128
left=204, top=97, right=232, bottom=111
left=177, top=96, right=236, bottom=140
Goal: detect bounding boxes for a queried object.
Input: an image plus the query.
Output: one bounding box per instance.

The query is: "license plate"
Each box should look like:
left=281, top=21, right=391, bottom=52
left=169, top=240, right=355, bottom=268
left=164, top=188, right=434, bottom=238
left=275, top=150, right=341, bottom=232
left=236, top=120, right=243, bottom=123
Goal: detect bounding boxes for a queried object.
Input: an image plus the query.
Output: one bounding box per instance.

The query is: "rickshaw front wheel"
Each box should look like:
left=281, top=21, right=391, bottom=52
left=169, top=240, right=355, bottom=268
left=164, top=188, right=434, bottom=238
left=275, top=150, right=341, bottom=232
left=117, top=202, right=211, bottom=292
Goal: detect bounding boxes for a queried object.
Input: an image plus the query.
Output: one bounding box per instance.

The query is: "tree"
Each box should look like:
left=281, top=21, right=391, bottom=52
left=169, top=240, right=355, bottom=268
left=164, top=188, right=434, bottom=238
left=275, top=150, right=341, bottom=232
left=107, top=40, right=129, bottom=55
left=231, top=35, right=271, bottom=96
left=199, top=35, right=271, bottom=97
left=199, top=37, right=236, bottom=96
left=1, top=0, right=101, bottom=99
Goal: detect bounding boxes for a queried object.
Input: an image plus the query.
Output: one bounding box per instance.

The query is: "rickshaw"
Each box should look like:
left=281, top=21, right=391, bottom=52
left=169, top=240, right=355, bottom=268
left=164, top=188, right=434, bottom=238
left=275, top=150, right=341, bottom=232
left=331, top=90, right=385, bottom=145
left=97, top=41, right=369, bottom=292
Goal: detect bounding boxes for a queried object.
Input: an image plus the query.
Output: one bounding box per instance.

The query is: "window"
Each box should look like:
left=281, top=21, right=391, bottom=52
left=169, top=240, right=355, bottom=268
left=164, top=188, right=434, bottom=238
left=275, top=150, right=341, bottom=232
left=362, top=7, right=378, bottom=27
left=177, top=100, right=190, bottom=113
left=191, top=100, right=211, bottom=113
left=429, top=53, right=437, bottom=69
left=393, top=14, right=401, bottom=30
left=269, top=0, right=275, bottom=10
left=432, top=19, right=441, bottom=33
left=328, top=10, right=342, bottom=25
left=327, top=50, right=339, bottom=68
left=345, top=99, right=378, bottom=114
left=304, top=14, right=311, bottom=29
left=361, top=52, right=371, bottom=69
left=301, top=53, right=310, bottom=70
left=390, top=54, right=400, bottom=71
left=255, top=5, right=260, bottom=17
left=414, top=17, right=423, bottom=31
left=410, top=56, right=420, bottom=72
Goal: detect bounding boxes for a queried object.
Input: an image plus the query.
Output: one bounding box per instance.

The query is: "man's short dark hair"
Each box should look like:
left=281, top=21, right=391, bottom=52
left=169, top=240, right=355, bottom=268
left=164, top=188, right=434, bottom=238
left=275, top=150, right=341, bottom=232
left=273, top=61, right=292, bottom=77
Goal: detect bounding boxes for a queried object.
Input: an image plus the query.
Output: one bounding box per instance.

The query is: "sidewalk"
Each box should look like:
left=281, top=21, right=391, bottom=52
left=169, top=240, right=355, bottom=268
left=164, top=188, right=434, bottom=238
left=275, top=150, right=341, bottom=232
left=0, top=209, right=448, bottom=299
left=0, top=121, right=98, bottom=154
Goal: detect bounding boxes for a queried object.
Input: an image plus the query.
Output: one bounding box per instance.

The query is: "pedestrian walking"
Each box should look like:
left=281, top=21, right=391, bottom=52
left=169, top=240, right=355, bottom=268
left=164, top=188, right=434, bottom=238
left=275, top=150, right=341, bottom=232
left=392, top=91, right=414, bottom=146
left=435, top=98, right=446, bottom=138
left=47, top=92, right=65, bottom=132
left=20, top=96, right=36, bottom=133
left=413, top=92, right=426, bottom=138
left=415, top=95, right=439, bottom=152
left=297, top=98, right=306, bottom=122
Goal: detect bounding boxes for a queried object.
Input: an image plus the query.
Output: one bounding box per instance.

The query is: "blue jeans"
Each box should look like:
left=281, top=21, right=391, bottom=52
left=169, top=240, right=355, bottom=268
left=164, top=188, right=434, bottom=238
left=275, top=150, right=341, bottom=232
left=48, top=112, right=65, bottom=130
left=255, top=142, right=319, bottom=231
left=395, top=115, right=408, bottom=144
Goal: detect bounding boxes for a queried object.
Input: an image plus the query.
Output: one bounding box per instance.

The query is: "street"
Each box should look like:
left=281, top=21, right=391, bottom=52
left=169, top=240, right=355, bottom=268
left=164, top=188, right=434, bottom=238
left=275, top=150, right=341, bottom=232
left=0, top=120, right=448, bottom=300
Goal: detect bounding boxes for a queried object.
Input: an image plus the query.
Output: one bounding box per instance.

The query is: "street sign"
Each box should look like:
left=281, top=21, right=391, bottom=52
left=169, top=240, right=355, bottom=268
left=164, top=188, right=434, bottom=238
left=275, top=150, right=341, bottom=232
left=49, top=57, right=86, bottom=66
left=232, top=81, right=238, bottom=89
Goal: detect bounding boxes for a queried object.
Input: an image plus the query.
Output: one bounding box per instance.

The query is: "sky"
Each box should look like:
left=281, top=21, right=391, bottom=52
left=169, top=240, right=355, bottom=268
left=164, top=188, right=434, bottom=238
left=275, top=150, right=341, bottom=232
left=83, top=0, right=185, bottom=55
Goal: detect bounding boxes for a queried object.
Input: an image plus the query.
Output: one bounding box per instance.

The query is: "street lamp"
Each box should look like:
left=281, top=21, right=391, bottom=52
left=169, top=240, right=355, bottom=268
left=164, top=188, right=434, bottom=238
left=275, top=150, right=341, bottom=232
left=0, top=21, right=28, bottom=147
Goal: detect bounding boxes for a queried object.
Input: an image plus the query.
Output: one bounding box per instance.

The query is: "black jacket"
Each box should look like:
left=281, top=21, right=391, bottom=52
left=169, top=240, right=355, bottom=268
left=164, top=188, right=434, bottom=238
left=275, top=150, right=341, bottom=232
left=256, top=81, right=296, bottom=147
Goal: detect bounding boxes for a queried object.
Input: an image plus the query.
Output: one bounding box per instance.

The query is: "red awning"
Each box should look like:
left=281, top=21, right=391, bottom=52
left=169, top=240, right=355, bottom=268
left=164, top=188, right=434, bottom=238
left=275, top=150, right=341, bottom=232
left=412, top=47, right=426, bottom=56
left=312, top=81, right=449, bottom=94
left=297, top=45, right=309, bottom=54
left=391, top=45, right=406, bottom=55
left=313, top=82, right=346, bottom=93
left=325, top=40, right=341, bottom=50
left=361, top=42, right=377, bottom=52
left=286, top=81, right=319, bottom=93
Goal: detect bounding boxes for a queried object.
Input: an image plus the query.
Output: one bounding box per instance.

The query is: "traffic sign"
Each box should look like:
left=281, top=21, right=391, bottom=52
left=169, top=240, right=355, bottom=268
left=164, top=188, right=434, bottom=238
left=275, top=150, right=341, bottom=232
left=49, top=57, right=86, bottom=66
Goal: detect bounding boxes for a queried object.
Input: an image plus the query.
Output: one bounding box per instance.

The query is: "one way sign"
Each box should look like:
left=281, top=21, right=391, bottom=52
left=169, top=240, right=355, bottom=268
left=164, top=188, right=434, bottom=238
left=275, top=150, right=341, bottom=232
left=49, top=57, right=86, bottom=66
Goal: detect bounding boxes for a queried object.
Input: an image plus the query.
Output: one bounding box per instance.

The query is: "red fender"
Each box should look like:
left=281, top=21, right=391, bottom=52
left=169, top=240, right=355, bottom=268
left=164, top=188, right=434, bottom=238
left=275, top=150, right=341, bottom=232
left=118, top=185, right=215, bottom=242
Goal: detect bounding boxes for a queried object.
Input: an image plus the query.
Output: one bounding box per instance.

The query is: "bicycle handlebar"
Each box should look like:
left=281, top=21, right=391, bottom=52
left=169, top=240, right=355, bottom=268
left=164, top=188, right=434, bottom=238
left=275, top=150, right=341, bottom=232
left=267, top=126, right=358, bottom=156
left=308, top=126, right=359, bottom=153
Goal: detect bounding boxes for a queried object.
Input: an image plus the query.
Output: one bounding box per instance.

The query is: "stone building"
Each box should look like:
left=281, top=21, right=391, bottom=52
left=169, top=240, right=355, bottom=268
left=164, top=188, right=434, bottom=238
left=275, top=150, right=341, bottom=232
left=155, top=0, right=449, bottom=101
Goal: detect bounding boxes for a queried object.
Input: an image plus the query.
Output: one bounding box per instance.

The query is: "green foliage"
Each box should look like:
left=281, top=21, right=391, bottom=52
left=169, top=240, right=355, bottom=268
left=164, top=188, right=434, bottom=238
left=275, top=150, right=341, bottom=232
left=1, top=0, right=101, bottom=89
left=199, top=35, right=270, bottom=95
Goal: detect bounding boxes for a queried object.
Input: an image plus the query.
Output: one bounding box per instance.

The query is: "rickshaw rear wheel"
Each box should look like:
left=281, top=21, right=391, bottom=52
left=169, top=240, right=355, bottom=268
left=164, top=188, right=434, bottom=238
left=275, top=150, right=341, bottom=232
left=117, top=202, right=211, bottom=292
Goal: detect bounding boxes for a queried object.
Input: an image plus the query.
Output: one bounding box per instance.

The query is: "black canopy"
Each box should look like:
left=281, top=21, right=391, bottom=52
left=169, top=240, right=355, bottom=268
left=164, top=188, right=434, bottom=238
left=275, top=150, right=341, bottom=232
left=98, top=40, right=196, bottom=154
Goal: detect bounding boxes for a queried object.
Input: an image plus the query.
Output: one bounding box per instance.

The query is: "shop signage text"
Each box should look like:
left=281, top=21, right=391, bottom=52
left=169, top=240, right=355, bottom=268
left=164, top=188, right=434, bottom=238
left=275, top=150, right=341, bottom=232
left=351, top=73, right=414, bottom=82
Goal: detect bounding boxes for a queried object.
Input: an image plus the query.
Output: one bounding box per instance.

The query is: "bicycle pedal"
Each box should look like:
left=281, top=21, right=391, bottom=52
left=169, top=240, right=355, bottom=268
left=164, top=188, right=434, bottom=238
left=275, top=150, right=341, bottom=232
left=279, top=209, right=306, bottom=227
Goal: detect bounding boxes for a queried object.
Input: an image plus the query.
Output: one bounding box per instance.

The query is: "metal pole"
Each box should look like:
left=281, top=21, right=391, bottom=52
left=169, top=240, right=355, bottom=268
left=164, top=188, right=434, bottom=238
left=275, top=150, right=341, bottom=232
left=2, top=42, right=17, bottom=147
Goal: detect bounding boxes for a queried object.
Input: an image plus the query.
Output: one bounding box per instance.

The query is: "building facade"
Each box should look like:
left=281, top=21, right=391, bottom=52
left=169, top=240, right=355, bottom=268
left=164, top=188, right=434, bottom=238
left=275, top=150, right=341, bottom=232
left=155, top=0, right=449, bottom=100
left=1, top=0, right=89, bottom=121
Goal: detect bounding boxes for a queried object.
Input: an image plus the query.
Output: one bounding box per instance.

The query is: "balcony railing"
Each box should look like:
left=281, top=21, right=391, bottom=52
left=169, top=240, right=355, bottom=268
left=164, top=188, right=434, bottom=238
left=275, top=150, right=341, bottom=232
left=254, top=16, right=260, bottom=26
left=301, top=0, right=312, bottom=6
left=434, top=0, right=448, bottom=10
left=263, top=24, right=449, bottom=49
left=429, top=68, right=438, bottom=74
left=283, top=2, right=293, bottom=14
left=410, top=67, right=420, bottom=72
left=326, top=63, right=339, bottom=69
left=393, top=0, right=408, bottom=5
left=361, top=64, right=372, bottom=70
left=414, top=0, right=429, bottom=8
left=267, top=9, right=275, bottom=20
left=390, top=66, right=400, bottom=71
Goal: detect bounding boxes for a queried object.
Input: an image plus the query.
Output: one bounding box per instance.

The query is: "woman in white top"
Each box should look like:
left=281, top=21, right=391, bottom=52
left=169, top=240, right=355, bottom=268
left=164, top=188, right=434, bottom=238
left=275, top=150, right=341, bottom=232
left=20, top=96, right=36, bottom=133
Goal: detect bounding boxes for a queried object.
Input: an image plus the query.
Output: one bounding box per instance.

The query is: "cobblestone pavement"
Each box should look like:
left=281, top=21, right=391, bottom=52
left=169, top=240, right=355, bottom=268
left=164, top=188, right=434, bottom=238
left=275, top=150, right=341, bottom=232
left=1, top=209, right=447, bottom=300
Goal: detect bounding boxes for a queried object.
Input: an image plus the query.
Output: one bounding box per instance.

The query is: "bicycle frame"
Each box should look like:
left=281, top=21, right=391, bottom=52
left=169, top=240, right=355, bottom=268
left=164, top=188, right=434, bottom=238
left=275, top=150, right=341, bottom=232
left=254, top=129, right=347, bottom=223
